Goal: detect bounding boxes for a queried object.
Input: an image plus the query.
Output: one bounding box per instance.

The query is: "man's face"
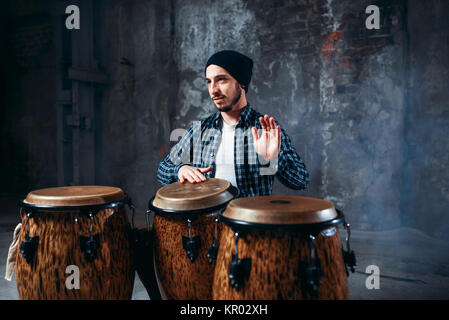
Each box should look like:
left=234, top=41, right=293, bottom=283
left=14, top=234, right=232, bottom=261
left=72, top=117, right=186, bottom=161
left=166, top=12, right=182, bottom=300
left=205, top=64, right=243, bottom=113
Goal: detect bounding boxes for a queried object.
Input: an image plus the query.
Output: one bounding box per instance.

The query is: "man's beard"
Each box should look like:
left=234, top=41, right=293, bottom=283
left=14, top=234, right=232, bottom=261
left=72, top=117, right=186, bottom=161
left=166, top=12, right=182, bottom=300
left=215, top=87, right=241, bottom=113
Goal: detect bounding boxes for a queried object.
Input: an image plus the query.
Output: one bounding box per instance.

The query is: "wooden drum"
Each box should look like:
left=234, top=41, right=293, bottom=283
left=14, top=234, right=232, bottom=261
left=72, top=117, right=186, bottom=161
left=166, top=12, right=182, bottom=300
left=213, top=196, right=354, bottom=300
left=16, top=186, right=135, bottom=300
left=149, top=178, right=238, bottom=300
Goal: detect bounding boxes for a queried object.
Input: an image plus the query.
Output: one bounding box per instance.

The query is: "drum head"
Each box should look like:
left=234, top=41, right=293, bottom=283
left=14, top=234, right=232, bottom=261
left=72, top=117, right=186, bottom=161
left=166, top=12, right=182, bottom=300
left=222, top=196, right=338, bottom=226
left=23, top=186, right=125, bottom=207
left=151, top=178, right=235, bottom=212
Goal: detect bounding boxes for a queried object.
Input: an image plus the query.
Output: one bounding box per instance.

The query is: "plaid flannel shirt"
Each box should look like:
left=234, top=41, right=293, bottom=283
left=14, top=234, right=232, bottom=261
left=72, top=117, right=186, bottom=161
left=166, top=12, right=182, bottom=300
left=157, top=105, right=309, bottom=197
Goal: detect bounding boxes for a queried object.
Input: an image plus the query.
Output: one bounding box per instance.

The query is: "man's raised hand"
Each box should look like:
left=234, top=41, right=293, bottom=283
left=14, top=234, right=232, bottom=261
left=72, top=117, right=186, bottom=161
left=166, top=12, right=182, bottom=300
left=251, top=114, right=281, bottom=161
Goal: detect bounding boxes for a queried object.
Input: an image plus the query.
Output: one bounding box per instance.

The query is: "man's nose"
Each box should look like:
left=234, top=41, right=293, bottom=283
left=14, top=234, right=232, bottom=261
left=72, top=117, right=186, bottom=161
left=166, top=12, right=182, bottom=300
left=210, top=82, right=220, bottom=97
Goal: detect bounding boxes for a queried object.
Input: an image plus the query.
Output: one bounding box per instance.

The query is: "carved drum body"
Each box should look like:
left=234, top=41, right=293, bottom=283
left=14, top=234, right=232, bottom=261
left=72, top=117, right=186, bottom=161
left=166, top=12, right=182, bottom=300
left=213, top=196, right=354, bottom=300
left=16, top=186, right=135, bottom=300
left=149, top=178, right=238, bottom=300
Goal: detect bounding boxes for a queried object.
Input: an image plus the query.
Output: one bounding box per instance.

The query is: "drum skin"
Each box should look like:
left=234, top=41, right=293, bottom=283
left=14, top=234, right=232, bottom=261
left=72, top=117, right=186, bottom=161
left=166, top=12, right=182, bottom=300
left=154, top=213, right=220, bottom=300
left=212, top=224, right=349, bottom=300
left=15, top=206, right=135, bottom=300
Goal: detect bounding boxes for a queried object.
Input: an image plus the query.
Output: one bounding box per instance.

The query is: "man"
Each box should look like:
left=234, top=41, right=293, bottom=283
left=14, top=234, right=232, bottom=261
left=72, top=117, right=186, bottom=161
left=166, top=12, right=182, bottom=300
left=157, top=50, right=309, bottom=197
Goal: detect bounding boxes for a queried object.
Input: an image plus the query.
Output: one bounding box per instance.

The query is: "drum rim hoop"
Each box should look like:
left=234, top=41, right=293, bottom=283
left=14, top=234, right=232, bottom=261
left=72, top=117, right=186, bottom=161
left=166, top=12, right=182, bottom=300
left=148, top=185, right=239, bottom=217
left=218, top=210, right=345, bottom=232
left=18, top=199, right=126, bottom=213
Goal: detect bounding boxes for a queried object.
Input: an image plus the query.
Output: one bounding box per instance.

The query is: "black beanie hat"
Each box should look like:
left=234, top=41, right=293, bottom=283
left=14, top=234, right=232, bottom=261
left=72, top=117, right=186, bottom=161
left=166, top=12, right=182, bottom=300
left=205, top=50, right=253, bottom=93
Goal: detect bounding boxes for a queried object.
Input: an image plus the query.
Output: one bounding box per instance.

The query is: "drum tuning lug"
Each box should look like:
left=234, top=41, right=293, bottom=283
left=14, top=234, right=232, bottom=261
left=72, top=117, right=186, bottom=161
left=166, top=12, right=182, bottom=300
left=207, top=242, right=219, bottom=264
left=299, top=258, right=322, bottom=298
left=80, top=212, right=100, bottom=262
left=80, top=234, right=100, bottom=262
left=341, top=217, right=356, bottom=275
left=20, top=212, right=39, bottom=265
left=207, top=217, right=219, bottom=264
left=229, top=254, right=251, bottom=291
left=145, top=210, right=153, bottom=232
left=20, top=234, right=39, bottom=265
left=182, top=235, right=201, bottom=263
left=298, top=234, right=322, bottom=298
left=342, top=249, right=357, bottom=275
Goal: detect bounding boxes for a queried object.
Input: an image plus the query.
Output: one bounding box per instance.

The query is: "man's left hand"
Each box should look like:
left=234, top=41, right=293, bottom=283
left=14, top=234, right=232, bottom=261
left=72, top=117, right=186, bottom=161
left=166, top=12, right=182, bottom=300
left=251, top=114, right=281, bottom=160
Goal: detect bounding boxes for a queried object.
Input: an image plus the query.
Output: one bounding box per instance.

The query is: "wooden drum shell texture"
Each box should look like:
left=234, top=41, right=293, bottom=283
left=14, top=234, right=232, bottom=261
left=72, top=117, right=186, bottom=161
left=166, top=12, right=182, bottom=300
left=15, top=186, right=135, bottom=300
left=212, top=224, right=348, bottom=300
left=149, top=178, right=237, bottom=300
left=212, top=196, right=349, bottom=300
left=153, top=213, right=221, bottom=300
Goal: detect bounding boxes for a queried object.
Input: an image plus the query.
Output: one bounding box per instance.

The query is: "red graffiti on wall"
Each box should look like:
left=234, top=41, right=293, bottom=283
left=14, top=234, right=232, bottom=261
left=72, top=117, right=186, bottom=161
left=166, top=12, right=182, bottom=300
left=320, top=30, right=342, bottom=61
left=320, top=19, right=386, bottom=67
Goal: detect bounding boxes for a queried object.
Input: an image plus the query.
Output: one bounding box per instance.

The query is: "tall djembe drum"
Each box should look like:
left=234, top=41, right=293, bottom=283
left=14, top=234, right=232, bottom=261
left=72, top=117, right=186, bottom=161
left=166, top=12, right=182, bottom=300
left=149, top=178, right=238, bottom=300
left=213, top=196, right=356, bottom=300
left=16, top=186, right=135, bottom=300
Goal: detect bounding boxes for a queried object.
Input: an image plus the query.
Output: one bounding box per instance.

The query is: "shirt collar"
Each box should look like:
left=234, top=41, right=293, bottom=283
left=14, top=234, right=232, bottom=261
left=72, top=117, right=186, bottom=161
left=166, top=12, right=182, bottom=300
left=212, top=104, right=254, bottom=129
left=237, top=104, right=254, bottom=127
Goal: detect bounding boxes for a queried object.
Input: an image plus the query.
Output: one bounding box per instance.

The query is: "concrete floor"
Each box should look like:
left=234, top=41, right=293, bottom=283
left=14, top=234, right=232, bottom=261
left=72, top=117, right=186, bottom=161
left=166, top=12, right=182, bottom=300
left=1, top=196, right=449, bottom=300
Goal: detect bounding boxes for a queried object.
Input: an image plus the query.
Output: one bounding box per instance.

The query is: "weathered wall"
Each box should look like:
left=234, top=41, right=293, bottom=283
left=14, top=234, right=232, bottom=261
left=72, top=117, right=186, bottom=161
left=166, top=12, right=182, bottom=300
left=316, top=0, right=407, bottom=231
left=403, top=0, right=449, bottom=238
left=168, top=0, right=449, bottom=238
left=94, top=0, right=176, bottom=212
left=1, top=0, right=449, bottom=239
left=170, top=0, right=408, bottom=232
left=0, top=1, right=58, bottom=196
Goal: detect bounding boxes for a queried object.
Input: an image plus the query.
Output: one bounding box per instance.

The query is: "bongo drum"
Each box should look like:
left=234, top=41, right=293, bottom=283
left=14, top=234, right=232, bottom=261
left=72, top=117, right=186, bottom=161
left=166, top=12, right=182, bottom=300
left=212, top=196, right=355, bottom=300
left=148, top=178, right=238, bottom=300
left=16, top=186, right=135, bottom=300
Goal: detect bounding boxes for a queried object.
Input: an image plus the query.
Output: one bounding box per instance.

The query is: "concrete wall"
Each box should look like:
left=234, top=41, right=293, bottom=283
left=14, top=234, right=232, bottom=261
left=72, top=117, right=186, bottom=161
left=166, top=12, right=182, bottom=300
left=0, top=1, right=58, bottom=196
left=1, top=0, right=449, bottom=239
left=171, top=0, right=408, bottom=232
left=403, top=0, right=449, bottom=238
left=94, top=0, right=177, bottom=212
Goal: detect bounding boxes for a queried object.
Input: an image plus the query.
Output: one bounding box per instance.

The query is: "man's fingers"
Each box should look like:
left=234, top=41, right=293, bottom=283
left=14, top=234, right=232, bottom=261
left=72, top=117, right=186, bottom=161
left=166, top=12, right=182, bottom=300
left=277, top=125, right=281, bottom=148
left=178, top=165, right=218, bottom=184
left=186, top=173, right=197, bottom=183
left=193, top=171, right=206, bottom=182
left=270, top=120, right=279, bottom=136
left=179, top=165, right=206, bottom=182
left=264, top=115, right=271, bottom=130
left=262, top=116, right=270, bottom=139
left=259, top=116, right=267, bottom=131
left=179, top=166, right=209, bottom=183
left=192, top=173, right=202, bottom=183
left=251, top=126, right=259, bottom=141
left=269, top=117, right=276, bottom=130
left=187, top=169, right=203, bottom=183
left=180, top=167, right=197, bottom=184
left=199, top=166, right=212, bottom=173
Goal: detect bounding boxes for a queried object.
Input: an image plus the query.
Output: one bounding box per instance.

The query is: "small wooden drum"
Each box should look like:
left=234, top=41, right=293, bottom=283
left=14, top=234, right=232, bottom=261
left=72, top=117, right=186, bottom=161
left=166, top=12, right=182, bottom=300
left=149, top=178, right=238, bottom=300
left=16, top=186, right=135, bottom=300
left=213, top=196, right=354, bottom=300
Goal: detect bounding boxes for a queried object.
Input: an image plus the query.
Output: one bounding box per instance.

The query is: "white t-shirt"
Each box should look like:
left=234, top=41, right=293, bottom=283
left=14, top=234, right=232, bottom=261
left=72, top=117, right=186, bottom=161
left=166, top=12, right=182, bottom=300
left=214, top=121, right=237, bottom=187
